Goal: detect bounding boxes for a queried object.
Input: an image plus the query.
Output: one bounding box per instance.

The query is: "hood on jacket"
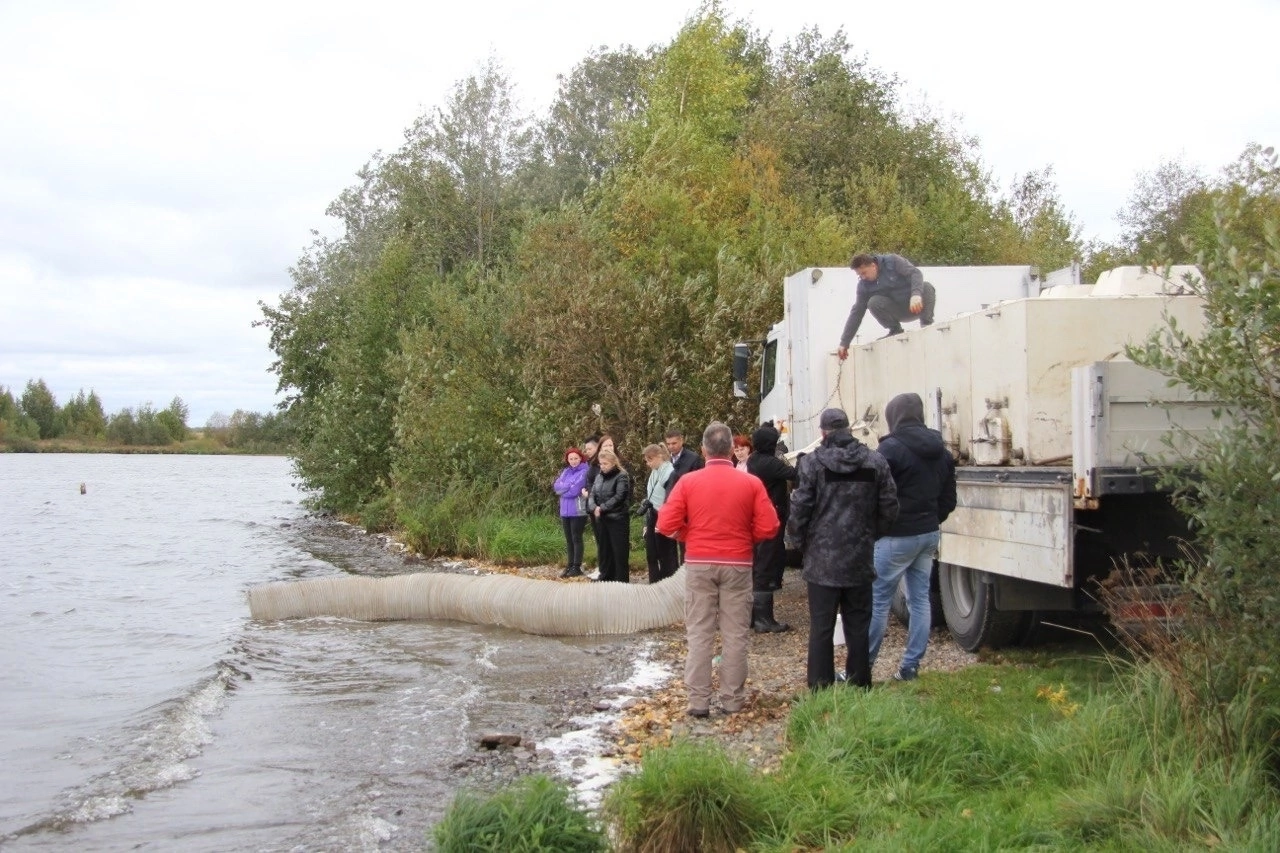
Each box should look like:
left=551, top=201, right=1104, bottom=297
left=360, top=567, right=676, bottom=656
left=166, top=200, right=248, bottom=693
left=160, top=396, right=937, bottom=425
left=813, top=430, right=871, bottom=472
left=885, top=393, right=924, bottom=433
left=751, top=423, right=780, bottom=456
left=885, top=392, right=947, bottom=460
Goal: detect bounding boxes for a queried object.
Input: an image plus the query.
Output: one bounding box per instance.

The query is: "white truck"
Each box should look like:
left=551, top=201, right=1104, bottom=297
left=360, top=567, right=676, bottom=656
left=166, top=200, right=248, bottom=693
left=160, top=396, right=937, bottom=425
left=735, top=263, right=1215, bottom=650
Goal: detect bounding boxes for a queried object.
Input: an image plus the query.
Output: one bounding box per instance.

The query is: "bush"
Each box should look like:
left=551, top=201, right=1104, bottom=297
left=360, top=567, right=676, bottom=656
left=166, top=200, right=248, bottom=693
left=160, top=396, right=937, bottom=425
left=431, top=775, right=604, bottom=853
left=1125, top=178, right=1280, bottom=770
left=603, top=740, right=771, bottom=853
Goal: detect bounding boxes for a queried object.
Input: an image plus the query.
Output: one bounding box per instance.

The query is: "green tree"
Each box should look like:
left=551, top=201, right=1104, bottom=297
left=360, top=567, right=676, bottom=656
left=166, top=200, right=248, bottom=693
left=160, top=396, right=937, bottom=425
left=19, top=379, right=62, bottom=439
left=1117, top=156, right=1216, bottom=264
left=155, top=396, right=189, bottom=442
left=1128, top=160, right=1280, bottom=747
left=0, top=386, right=16, bottom=435
left=427, top=56, right=530, bottom=272
left=0, top=386, right=39, bottom=442
left=106, top=408, right=137, bottom=444
left=61, top=389, right=107, bottom=439
left=523, top=46, right=651, bottom=206
left=266, top=8, right=1096, bottom=522
left=992, top=166, right=1083, bottom=271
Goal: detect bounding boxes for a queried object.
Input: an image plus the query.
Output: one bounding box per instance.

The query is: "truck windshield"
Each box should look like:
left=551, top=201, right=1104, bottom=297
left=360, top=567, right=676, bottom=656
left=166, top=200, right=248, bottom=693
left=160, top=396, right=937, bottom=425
left=762, top=339, right=777, bottom=398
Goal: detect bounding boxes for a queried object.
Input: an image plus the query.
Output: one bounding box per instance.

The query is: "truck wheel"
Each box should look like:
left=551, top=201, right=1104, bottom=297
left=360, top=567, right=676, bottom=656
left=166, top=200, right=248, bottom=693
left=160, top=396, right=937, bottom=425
left=938, top=562, right=1025, bottom=652
left=890, top=560, right=946, bottom=629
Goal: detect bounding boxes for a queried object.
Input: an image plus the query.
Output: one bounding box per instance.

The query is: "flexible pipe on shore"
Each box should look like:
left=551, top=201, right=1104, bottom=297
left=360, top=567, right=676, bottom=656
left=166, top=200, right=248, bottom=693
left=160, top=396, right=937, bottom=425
left=247, top=569, right=686, bottom=636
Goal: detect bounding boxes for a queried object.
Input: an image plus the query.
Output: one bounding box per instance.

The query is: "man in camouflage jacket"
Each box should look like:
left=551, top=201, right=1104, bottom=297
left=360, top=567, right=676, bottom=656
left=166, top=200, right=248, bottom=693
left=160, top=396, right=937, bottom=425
left=785, top=408, right=898, bottom=688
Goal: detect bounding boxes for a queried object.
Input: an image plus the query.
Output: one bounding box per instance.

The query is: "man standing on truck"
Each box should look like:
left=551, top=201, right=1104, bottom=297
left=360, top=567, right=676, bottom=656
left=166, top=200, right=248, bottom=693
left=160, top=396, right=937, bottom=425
left=837, top=253, right=937, bottom=357
left=785, top=408, right=898, bottom=689
left=658, top=422, right=779, bottom=717
left=867, top=392, right=957, bottom=682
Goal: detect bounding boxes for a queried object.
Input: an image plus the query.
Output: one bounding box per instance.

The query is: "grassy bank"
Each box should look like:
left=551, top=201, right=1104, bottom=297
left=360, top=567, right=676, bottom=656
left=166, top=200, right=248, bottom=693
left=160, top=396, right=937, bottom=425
left=435, top=652, right=1280, bottom=851
left=368, top=490, right=656, bottom=570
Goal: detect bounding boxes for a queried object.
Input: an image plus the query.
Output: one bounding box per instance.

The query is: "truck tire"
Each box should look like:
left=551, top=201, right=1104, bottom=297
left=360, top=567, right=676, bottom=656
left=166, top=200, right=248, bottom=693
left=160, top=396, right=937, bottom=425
left=890, top=560, right=946, bottom=629
left=938, top=562, right=1026, bottom=652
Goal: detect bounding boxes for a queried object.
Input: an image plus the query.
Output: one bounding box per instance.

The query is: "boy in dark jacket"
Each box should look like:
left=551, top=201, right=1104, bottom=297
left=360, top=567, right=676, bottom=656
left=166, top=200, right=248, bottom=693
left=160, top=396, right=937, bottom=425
left=867, top=392, right=958, bottom=681
left=785, top=408, right=898, bottom=689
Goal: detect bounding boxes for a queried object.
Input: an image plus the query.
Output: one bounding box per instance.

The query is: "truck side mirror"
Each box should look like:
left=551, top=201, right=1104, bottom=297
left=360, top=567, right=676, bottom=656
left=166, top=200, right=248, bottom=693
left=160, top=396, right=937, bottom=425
left=732, top=343, right=751, bottom=399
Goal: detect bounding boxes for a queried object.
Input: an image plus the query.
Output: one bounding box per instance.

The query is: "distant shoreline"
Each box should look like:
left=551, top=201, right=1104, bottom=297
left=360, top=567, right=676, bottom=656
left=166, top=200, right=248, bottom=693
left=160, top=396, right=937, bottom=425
left=0, top=439, right=290, bottom=456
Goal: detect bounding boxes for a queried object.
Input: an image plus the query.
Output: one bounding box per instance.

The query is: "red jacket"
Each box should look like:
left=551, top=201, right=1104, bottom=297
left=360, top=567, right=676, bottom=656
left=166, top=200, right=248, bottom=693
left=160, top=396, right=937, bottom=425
left=656, top=459, right=779, bottom=567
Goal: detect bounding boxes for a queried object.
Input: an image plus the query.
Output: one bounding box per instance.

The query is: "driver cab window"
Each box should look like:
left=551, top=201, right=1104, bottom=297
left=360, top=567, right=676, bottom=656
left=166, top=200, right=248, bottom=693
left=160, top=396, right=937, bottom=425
left=761, top=340, right=777, bottom=398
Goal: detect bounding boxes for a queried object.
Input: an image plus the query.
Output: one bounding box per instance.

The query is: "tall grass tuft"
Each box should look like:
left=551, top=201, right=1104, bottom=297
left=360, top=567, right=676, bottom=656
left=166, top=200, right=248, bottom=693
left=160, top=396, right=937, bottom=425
left=603, top=740, right=771, bottom=853
left=396, top=477, right=578, bottom=565
left=431, top=775, right=604, bottom=853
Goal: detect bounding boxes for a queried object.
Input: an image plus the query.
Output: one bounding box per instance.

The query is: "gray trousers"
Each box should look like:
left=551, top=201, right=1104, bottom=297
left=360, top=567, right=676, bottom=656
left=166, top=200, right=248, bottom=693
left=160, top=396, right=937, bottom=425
left=867, top=281, right=936, bottom=332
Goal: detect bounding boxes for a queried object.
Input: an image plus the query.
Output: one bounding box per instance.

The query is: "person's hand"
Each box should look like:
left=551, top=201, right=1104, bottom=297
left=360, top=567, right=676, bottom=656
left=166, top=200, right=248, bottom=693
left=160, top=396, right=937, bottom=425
left=594, top=507, right=602, bottom=518
left=837, top=346, right=849, bottom=361
left=909, top=295, right=923, bottom=314
left=581, top=488, right=589, bottom=498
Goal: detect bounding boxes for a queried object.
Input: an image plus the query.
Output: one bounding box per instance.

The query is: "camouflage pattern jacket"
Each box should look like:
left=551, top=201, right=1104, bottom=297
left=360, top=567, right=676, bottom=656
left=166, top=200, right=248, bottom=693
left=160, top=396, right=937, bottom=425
left=784, top=430, right=898, bottom=587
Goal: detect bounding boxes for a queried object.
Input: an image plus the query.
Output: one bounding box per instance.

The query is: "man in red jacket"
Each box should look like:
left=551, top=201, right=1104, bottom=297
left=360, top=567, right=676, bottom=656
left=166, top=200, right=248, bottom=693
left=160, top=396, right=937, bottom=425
left=658, top=421, right=780, bottom=717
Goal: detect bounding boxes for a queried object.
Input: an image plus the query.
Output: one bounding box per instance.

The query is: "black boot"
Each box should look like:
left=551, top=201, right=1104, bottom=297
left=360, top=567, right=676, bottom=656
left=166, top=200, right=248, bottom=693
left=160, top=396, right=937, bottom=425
left=752, top=592, right=791, bottom=633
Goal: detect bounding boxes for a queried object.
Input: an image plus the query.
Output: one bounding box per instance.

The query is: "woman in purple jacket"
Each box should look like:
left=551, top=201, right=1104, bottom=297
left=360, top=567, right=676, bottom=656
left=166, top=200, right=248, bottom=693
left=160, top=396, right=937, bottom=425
left=553, top=447, right=590, bottom=578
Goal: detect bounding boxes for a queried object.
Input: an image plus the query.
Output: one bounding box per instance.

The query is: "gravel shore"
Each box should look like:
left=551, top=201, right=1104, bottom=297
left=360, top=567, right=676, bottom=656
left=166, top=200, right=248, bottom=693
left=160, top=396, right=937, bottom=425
left=456, top=560, right=980, bottom=801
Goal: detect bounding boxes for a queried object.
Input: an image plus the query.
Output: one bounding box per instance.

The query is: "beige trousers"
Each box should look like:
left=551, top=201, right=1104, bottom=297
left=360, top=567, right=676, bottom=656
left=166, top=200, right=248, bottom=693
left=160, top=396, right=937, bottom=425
left=683, top=563, right=753, bottom=712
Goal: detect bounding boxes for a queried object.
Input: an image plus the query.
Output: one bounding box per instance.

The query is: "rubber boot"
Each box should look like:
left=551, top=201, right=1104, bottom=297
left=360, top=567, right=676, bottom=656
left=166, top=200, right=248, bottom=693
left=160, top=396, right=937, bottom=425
left=752, top=591, right=791, bottom=633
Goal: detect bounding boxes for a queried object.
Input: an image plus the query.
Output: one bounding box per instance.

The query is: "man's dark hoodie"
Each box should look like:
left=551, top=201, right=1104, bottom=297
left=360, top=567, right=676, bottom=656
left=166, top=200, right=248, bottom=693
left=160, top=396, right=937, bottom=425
left=786, top=427, right=898, bottom=587
left=878, top=393, right=957, bottom=536
left=746, top=424, right=796, bottom=521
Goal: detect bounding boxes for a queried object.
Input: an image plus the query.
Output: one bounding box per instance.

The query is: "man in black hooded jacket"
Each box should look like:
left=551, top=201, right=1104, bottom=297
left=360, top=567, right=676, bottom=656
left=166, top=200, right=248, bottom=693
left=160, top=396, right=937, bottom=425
left=786, top=408, right=898, bottom=689
left=867, top=392, right=957, bottom=681
left=746, top=423, right=797, bottom=632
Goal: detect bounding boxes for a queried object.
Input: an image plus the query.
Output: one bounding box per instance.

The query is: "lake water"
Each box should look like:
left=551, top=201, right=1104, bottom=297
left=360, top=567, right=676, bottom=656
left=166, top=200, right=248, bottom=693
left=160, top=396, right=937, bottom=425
left=0, top=454, right=652, bottom=851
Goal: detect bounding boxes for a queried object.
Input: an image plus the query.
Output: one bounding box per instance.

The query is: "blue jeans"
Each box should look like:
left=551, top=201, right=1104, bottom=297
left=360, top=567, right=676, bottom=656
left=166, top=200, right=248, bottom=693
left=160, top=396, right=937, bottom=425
left=868, top=530, right=940, bottom=672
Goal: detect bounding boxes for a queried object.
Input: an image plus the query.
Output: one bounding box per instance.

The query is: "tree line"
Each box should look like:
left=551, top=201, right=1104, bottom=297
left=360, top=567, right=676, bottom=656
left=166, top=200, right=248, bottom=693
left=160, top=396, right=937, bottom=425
left=259, top=5, right=1274, bottom=530
left=0, top=379, right=189, bottom=446
left=0, top=379, right=294, bottom=453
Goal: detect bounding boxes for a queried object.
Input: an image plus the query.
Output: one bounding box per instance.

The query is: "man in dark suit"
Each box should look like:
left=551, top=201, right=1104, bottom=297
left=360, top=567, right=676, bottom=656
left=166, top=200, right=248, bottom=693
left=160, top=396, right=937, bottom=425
left=664, top=428, right=705, bottom=564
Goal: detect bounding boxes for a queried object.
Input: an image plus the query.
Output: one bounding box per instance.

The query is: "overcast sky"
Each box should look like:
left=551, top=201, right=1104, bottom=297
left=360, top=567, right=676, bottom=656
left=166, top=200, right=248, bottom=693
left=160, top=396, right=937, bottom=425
left=2, top=0, right=1277, bottom=426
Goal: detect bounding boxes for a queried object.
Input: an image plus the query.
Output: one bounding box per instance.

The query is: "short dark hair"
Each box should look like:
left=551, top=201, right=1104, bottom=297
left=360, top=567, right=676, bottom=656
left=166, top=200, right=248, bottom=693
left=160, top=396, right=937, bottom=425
left=663, top=428, right=685, bottom=440
left=850, top=253, right=876, bottom=269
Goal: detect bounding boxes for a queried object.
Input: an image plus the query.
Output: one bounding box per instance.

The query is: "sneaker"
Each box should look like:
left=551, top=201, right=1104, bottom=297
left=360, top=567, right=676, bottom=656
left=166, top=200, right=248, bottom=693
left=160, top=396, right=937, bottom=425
left=834, top=671, right=849, bottom=684
left=880, top=328, right=903, bottom=339
left=563, top=567, right=583, bottom=578
left=893, top=667, right=918, bottom=682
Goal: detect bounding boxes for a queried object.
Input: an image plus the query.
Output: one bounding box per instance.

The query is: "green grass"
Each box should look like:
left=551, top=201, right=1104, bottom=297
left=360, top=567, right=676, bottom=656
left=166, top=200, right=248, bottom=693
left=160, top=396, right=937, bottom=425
left=435, top=653, right=1280, bottom=849
left=395, top=484, right=660, bottom=570
left=602, top=740, right=772, bottom=853
left=599, top=654, right=1280, bottom=851
left=432, top=775, right=604, bottom=853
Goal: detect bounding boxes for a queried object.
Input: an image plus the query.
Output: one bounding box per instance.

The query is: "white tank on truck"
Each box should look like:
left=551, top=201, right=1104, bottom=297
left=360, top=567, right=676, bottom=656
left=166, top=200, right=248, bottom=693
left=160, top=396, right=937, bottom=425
left=735, top=263, right=1216, bottom=650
